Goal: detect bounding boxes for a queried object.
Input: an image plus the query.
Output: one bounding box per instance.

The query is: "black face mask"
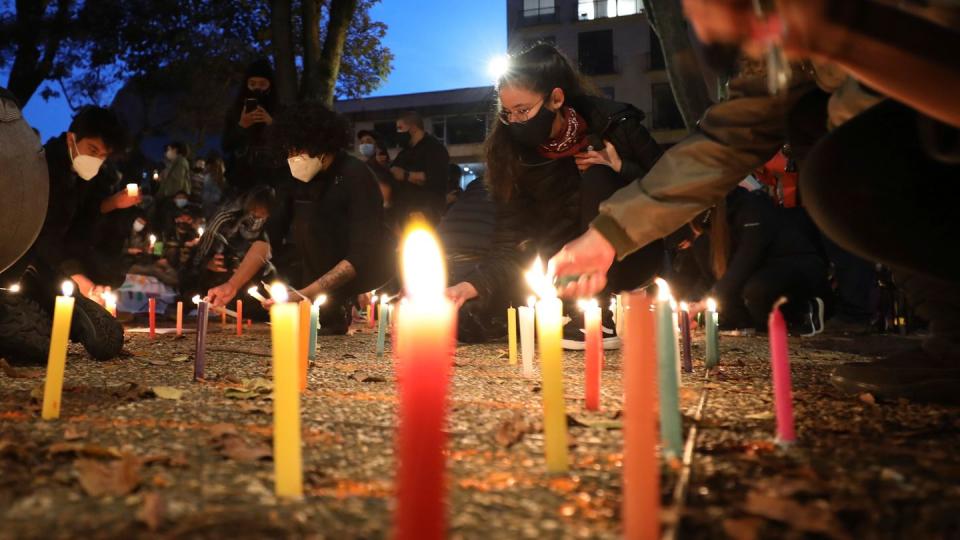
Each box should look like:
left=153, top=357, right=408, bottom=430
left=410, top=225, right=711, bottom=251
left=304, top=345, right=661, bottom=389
left=396, top=131, right=412, bottom=148
left=506, top=104, right=557, bottom=149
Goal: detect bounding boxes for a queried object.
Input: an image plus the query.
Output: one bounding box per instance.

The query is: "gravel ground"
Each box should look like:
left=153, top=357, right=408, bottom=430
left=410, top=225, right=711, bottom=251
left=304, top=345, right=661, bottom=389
left=1, top=321, right=958, bottom=539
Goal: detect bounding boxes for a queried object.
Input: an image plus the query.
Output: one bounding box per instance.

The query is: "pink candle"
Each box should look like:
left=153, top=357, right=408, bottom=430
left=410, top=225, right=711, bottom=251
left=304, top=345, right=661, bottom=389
left=148, top=298, right=156, bottom=339
left=582, top=299, right=602, bottom=411
left=768, top=297, right=796, bottom=444
left=394, top=225, right=455, bottom=540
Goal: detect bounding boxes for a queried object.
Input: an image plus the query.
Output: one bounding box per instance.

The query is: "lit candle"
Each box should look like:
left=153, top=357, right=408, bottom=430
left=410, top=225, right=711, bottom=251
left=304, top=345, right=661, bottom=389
left=176, top=301, right=183, bottom=336
left=526, top=257, right=569, bottom=473
left=197, top=226, right=205, bottom=237
left=394, top=223, right=455, bottom=540
left=236, top=300, right=243, bottom=336
left=768, top=297, right=796, bottom=444
left=41, top=281, right=76, bottom=420
left=126, top=183, right=139, bottom=197
left=368, top=292, right=377, bottom=329
left=192, top=295, right=209, bottom=380
left=221, top=309, right=227, bottom=327
left=269, top=283, right=303, bottom=498
left=309, top=295, right=326, bottom=361
left=376, top=296, right=389, bottom=357
left=148, top=234, right=157, bottom=252
left=247, top=286, right=266, bottom=303
left=299, top=299, right=310, bottom=391
left=507, top=305, right=518, bottom=366
left=705, top=298, right=719, bottom=369
left=103, top=291, right=117, bottom=318
left=622, top=292, right=660, bottom=540
left=518, top=297, right=536, bottom=378
left=152, top=170, right=159, bottom=181
left=679, top=301, right=693, bottom=373
left=148, top=297, right=156, bottom=339
left=5, top=283, right=21, bottom=293
left=655, top=279, right=683, bottom=459
left=581, top=299, right=602, bottom=411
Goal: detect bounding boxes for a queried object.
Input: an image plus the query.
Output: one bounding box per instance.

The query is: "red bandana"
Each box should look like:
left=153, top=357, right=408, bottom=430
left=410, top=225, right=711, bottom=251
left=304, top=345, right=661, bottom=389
left=537, top=106, right=590, bottom=159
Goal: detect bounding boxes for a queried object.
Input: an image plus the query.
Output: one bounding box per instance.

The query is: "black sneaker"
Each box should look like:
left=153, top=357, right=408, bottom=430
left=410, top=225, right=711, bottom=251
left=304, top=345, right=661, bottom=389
left=0, top=292, right=52, bottom=365
left=70, top=293, right=124, bottom=360
left=317, top=302, right=351, bottom=336
left=561, top=306, right=621, bottom=351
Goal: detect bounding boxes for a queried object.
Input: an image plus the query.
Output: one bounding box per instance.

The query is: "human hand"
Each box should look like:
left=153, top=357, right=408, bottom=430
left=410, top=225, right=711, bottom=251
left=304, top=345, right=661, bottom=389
left=255, top=107, right=273, bottom=125
left=207, top=282, right=237, bottom=308
left=127, top=247, right=143, bottom=255
left=445, top=281, right=479, bottom=309
left=550, top=227, right=616, bottom=298
left=239, top=107, right=270, bottom=128
left=70, top=274, right=95, bottom=299
left=390, top=166, right=406, bottom=182
left=574, top=140, right=622, bottom=173
left=206, top=254, right=228, bottom=273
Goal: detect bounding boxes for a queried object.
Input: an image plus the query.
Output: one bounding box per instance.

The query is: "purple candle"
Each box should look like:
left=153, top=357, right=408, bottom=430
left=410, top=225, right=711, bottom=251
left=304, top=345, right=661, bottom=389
left=193, top=295, right=209, bottom=380
left=680, top=302, right=693, bottom=373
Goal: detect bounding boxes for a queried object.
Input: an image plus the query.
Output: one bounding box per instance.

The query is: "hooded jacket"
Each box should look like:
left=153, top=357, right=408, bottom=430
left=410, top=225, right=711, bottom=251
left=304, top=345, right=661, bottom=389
left=464, top=95, right=662, bottom=299
left=221, top=59, right=283, bottom=192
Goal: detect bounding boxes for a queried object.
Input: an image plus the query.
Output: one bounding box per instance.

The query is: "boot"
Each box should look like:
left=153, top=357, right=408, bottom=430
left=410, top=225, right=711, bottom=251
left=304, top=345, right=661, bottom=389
left=0, top=292, right=52, bottom=365
left=69, top=293, right=124, bottom=360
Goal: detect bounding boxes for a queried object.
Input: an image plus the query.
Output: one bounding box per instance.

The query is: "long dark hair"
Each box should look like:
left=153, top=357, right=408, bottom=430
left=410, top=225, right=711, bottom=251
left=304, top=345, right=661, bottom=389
left=485, top=43, right=598, bottom=202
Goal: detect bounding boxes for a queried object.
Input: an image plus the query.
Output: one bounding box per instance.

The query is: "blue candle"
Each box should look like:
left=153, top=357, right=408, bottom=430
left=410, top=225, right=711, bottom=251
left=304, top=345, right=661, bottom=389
left=308, top=296, right=324, bottom=361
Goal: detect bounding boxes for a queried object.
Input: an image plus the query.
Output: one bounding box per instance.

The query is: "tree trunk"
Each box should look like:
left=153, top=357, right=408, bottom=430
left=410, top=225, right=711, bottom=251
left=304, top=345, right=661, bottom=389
left=5, top=0, right=71, bottom=107
left=643, top=0, right=712, bottom=130
left=314, top=0, right=357, bottom=107
left=298, top=0, right=323, bottom=102
left=270, top=0, right=298, bottom=106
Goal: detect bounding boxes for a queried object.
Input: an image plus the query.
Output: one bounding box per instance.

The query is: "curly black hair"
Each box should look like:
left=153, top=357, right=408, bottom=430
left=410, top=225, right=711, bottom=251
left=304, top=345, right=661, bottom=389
left=69, top=106, right=128, bottom=154
left=270, top=101, right=351, bottom=158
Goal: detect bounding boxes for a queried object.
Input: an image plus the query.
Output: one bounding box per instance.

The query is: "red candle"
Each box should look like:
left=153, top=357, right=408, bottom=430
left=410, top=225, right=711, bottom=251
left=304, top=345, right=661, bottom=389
left=622, top=292, right=659, bottom=540
left=368, top=292, right=377, bottom=329
left=236, top=299, right=243, bottom=336
left=768, top=297, right=796, bottom=444
left=582, top=299, right=602, bottom=411
left=148, top=298, right=156, bottom=339
left=394, top=224, right=455, bottom=540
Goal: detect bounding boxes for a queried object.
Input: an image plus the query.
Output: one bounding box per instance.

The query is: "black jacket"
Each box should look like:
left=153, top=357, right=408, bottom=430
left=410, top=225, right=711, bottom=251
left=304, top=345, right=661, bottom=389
left=465, top=95, right=663, bottom=298
left=390, top=133, right=450, bottom=222
left=438, top=179, right=497, bottom=265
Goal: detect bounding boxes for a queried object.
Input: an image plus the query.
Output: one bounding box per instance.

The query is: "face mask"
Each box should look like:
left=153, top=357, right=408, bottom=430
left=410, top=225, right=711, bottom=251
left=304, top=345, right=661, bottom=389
left=358, top=143, right=376, bottom=158
left=69, top=135, right=104, bottom=181
left=165, top=149, right=177, bottom=161
left=396, top=131, right=412, bottom=148
left=506, top=104, right=557, bottom=148
left=239, top=214, right=267, bottom=240
left=174, top=198, right=188, bottom=208
left=132, top=221, right=146, bottom=233
left=288, top=154, right=323, bottom=182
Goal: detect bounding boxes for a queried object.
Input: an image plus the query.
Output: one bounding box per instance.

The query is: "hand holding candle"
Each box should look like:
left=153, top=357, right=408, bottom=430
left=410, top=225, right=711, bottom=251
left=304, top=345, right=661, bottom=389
left=126, top=183, right=139, bottom=197
left=41, top=281, right=76, bottom=420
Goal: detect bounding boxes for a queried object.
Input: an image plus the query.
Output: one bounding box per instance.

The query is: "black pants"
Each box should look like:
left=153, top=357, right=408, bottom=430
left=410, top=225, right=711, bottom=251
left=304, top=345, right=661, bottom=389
left=802, top=100, right=960, bottom=358
left=719, top=255, right=830, bottom=331
left=580, top=164, right=663, bottom=292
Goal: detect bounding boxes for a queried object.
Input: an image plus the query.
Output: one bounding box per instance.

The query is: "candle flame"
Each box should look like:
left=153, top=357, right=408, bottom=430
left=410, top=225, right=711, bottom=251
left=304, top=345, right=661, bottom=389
left=524, top=256, right=556, bottom=299
left=314, top=294, right=328, bottom=308
left=680, top=301, right=689, bottom=312
left=380, top=295, right=389, bottom=306
left=527, top=296, right=537, bottom=308
left=270, top=282, right=289, bottom=303
left=192, top=294, right=202, bottom=305
left=8, top=283, right=20, bottom=293
left=578, top=298, right=599, bottom=311
left=655, top=278, right=671, bottom=302
left=61, top=281, right=74, bottom=298
left=401, top=223, right=446, bottom=299
left=198, top=227, right=205, bottom=237
left=707, top=298, right=717, bottom=312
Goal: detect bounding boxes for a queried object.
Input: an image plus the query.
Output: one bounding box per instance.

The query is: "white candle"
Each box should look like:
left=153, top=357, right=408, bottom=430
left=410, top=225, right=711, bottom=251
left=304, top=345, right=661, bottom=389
left=518, top=296, right=536, bottom=378
left=247, top=286, right=267, bottom=303
left=126, top=183, right=139, bottom=197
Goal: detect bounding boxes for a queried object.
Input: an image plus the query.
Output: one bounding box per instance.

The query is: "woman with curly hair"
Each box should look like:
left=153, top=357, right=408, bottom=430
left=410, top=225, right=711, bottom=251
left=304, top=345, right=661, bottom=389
left=267, top=101, right=394, bottom=334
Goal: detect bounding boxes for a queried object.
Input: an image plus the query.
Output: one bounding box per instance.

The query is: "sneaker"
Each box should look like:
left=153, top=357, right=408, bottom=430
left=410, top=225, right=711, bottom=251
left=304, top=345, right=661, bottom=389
left=562, top=307, right=621, bottom=351
left=70, top=293, right=124, bottom=360
left=318, top=302, right=351, bottom=336
left=830, top=347, right=960, bottom=404
left=796, top=297, right=825, bottom=337
left=0, top=292, right=52, bottom=365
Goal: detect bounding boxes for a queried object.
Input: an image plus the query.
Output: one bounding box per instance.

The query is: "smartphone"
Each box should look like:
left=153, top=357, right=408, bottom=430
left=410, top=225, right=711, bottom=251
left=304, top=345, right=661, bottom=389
left=244, top=98, right=258, bottom=113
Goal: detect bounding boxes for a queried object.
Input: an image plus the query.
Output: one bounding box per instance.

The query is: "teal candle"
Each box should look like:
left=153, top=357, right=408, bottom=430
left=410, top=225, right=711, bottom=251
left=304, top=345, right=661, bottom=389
left=655, top=279, right=683, bottom=459
left=705, top=298, right=719, bottom=369
left=376, top=300, right=389, bottom=357
left=308, top=305, right=319, bottom=361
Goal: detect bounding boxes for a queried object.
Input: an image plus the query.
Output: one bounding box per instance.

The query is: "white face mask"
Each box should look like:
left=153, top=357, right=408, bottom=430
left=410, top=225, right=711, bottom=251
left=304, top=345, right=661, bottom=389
left=358, top=143, right=376, bottom=158
left=133, top=221, right=146, bottom=233
left=69, top=135, right=105, bottom=181
left=287, top=153, right=324, bottom=182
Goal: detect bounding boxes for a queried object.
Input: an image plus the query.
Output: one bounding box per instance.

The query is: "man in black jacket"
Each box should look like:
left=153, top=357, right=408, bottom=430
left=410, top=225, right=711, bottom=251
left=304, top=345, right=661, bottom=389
left=389, top=111, right=450, bottom=225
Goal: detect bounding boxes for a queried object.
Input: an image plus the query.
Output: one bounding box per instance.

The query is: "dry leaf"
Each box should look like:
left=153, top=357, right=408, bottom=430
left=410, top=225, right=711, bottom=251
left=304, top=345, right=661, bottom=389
left=63, top=426, right=88, bottom=441
left=136, top=492, right=165, bottom=531
left=74, top=455, right=142, bottom=497
left=218, top=435, right=272, bottom=462
left=723, top=517, right=763, bottom=540
left=170, top=355, right=190, bottom=362
left=743, top=491, right=850, bottom=539
left=208, top=423, right=239, bottom=439
left=111, top=382, right=153, bottom=401
left=224, top=388, right=259, bottom=399
left=151, top=386, right=184, bottom=400
left=49, top=442, right=122, bottom=459
left=745, top=411, right=775, bottom=420
left=859, top=393, right=876, bottom=405
left=494, top=412, right=531, bottom=448
left=0, top=359, right=43, bottom=379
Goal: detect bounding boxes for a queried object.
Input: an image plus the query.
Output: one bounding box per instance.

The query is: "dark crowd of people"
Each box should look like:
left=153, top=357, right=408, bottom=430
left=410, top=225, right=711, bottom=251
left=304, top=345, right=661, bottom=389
left=0, top=0, right=957, bottom=405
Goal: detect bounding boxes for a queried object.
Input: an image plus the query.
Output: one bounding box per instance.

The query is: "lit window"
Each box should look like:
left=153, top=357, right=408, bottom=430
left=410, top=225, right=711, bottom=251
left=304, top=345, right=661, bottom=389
left=578, top=0, right=640, bottom=21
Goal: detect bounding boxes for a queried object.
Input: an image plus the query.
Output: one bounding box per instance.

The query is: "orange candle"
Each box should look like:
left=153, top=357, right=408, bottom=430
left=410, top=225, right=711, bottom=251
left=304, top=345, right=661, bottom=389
left=394, top=224, right=455, bottom=540
left=148, top=297, right=156, bottom=339
left=236, top=299, right=243, bottom=336
left=176, top=301, right=183, bottom=336
left=298, top=299, right=310, bottom=391
left=582, top=298, right=602, bottom=411
left=221, top=310, right=227, bottom=327
left=622, top=292, right=660, bottom=540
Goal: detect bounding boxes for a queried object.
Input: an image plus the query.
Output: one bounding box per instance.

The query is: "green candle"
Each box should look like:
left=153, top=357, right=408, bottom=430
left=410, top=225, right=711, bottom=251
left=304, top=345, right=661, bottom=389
left=655, top=279, right=683, bottom=460
left=309, top=295, right=325, bottom=361
left=705, top=298, right=719, bottom=369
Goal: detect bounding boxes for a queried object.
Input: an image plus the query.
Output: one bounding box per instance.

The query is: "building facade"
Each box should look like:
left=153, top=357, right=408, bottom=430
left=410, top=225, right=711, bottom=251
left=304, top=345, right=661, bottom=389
left=507, top=0, right=686, bottom=144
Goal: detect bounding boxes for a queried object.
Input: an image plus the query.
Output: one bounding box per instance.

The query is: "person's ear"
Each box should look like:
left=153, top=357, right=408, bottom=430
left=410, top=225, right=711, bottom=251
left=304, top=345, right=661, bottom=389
left=548, top=87, right=565, bottom=110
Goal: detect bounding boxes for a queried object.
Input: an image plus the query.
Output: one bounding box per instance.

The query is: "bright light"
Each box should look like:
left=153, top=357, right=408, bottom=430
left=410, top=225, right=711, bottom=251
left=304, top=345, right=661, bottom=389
left=380, top=295, right=388, bottom=306
left=192, top=294, right=202, bottom=305
left=525, top=256, right=556, bottom=299
left=270, top=282, right=289, bottom=304
left=487, top=54, right=511, bottom=81
left=679, top=301, right=689, bottom=312
left=8, top=283, right=20, bottom=293
left=61, top=281, right=74, bottom=298
left=707, top=298, right=717, bottom=312
left=149, top=234, right=157, bottom=245
left=578, top=298, right=599, bottom=311
left=401, top=223, right=446, bottom=299
left=314, top=294, right=328, bottom=308
left=197, top=227, right=205, bottom=237
left=246, top=287, right=266, bottom=302
left=527, top=296, right=537, bottom=308
left=655, top=278, right=671, bottom=302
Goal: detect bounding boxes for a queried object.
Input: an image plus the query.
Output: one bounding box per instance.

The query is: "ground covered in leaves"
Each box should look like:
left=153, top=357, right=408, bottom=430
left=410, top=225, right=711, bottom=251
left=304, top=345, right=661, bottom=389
left=1, top=320, right=958, bottom=539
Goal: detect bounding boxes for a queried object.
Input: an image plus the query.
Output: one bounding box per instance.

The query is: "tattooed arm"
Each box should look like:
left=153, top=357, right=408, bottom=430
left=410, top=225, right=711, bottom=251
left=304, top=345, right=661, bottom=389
left=299, top=259, right=357, bottom=300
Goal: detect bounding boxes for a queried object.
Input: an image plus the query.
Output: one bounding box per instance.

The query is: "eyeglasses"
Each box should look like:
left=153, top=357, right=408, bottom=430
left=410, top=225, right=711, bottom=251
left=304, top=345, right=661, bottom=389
left=497, top=98, right=544, bottom=125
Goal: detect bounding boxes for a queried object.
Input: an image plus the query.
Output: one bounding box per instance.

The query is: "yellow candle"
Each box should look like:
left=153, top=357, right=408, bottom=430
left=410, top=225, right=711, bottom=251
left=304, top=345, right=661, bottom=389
left=526, top=258, right=568, bottom=473
left=269, top=283, right=302, bottom=499
left=42, top=281, right=76, bottom=420
left=507, top=306, right=518, bottom=365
